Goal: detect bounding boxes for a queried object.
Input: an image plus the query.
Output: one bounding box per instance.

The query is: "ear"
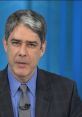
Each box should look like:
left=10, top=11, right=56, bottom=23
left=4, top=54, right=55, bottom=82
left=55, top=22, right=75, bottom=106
left=40, top=40, right=46, bottom=57
left=3, top=38, right=8, bottom=52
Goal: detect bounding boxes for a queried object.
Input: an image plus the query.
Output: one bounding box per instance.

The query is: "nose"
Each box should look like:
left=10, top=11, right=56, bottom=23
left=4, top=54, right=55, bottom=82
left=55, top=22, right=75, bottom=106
left=19, top=44, right=27, bottom=57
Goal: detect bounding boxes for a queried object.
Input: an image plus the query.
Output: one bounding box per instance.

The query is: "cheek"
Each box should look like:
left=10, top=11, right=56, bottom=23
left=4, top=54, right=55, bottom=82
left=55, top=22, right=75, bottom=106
left=31, top=52, right=41, bottom=63
left=7, top=48, right=17, bottom=62
left=7, top=51, right=14, bottom=64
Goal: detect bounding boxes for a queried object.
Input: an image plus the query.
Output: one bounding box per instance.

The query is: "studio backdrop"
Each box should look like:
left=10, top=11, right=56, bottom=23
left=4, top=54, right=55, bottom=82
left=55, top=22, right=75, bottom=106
left=0, top=1, right=82, bottom=99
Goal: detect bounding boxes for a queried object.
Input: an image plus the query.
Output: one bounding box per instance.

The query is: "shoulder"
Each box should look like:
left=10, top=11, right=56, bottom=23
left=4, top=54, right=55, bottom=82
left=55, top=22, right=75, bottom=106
left=0, top=67, right=8, bottom=81
left=38, top=68, right=74, bottom=82
left=38, top=68, right=76, bottom=90
left=37, top=68, right=79, bottom=101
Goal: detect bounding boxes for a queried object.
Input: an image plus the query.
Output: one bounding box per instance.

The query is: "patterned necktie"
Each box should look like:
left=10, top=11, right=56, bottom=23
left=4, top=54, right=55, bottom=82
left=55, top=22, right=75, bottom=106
left=19, top=84, right=31, bottom=117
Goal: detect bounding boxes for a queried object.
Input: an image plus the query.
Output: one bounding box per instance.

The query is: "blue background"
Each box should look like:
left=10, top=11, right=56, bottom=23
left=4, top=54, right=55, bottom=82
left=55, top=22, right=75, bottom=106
left=0, top=1, right=82, bottom=99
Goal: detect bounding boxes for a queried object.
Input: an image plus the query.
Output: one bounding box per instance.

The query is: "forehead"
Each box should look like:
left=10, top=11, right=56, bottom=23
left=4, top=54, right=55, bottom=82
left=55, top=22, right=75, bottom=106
left=8, top=24, right=40, bottom=42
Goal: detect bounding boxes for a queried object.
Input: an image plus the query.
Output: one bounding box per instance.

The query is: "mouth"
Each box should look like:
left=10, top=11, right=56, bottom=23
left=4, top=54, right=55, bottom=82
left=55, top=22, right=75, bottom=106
left=16, top=62, right=28, bottom=68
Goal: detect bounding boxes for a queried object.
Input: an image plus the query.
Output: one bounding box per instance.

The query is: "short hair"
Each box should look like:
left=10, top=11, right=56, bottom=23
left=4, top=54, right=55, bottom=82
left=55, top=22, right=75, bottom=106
left=5, top=9, right=47, bottom=43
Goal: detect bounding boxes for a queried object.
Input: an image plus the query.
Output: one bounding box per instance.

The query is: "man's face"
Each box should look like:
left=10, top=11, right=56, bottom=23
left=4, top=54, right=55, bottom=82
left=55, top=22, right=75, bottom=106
left=4, top=24, right=46, bottom=82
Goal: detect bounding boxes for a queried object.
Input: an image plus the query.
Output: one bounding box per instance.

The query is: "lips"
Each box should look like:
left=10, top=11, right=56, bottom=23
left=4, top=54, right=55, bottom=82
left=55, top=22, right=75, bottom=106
left=17, top=62, right=27, bottom=64
left=16, top=62, right=28, bottom=68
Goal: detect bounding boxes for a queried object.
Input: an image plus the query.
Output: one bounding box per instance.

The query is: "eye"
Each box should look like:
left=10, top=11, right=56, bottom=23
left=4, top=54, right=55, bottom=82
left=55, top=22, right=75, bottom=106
left=26, top=42, right=38, bottom=48
left=10, top=39, right=21, bottom=46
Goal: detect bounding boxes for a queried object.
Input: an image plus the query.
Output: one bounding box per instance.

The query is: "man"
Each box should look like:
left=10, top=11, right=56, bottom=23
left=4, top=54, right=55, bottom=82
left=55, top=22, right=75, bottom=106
left=0, top=9, right=82, bottom=117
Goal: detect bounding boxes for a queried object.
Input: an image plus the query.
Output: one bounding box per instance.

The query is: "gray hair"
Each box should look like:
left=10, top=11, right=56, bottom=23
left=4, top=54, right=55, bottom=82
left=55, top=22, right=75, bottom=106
left=5, top=9, right=47, bottom=42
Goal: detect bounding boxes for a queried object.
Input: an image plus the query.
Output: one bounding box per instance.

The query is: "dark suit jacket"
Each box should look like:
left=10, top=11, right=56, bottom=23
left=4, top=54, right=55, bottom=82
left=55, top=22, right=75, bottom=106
left=0, top=67, right=82, bottom=117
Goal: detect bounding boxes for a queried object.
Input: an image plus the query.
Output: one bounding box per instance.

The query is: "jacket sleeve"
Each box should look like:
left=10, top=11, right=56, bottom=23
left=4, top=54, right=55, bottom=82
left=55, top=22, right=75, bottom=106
left=69, top=82, right=82, bottom=117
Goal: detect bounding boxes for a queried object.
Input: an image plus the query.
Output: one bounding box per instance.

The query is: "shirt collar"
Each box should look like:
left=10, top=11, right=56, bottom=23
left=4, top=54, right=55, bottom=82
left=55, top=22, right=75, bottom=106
left=26, top=68, right=37, bottom=97
left=8, top=66, right=37, bottom=97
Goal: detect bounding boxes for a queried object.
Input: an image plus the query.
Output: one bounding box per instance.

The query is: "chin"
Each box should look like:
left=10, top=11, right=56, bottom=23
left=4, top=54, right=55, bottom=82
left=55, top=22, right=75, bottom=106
left=14, top=70, right=28, bottom=77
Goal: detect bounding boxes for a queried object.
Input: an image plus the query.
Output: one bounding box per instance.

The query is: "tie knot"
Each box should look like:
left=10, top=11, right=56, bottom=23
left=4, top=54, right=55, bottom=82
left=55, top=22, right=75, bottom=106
left=20, top=84, right=27, bottom=93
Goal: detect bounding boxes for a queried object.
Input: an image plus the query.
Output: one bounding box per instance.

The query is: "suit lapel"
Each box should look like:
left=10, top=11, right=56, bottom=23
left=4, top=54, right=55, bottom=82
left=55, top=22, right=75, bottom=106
left=0, top=68, right=14, bottom=117
left=35, top=69, right=52, bottom=117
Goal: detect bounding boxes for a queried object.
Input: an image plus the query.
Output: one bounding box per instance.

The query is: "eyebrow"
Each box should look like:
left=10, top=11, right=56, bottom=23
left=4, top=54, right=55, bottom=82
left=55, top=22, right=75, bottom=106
left=11, top=38, right=39, bottom=44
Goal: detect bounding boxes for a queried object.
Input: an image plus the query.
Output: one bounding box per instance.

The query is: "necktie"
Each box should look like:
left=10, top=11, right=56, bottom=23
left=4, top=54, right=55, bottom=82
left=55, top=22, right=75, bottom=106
left=19, top=84, right=31, bottom=117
